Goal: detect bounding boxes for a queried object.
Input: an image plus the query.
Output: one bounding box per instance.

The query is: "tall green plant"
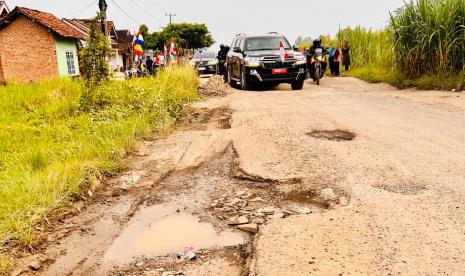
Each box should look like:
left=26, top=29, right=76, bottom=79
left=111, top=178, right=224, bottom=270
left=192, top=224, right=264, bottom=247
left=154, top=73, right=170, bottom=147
left=390, top=0, right=465, bottom=76
left=336, top=26, right=395, bottom=70
left=80, top=13, right=111, bottom=87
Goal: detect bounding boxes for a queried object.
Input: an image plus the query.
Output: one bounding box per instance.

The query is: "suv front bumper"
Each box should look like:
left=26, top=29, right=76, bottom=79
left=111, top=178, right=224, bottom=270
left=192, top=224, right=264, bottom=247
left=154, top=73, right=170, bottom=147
left=245, top=65, right=306, bottom=83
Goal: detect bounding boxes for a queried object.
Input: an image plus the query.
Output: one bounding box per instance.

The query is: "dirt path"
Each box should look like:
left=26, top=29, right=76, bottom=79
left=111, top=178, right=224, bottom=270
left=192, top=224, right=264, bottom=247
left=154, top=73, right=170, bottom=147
left=12, top=77, right=465, bottom=275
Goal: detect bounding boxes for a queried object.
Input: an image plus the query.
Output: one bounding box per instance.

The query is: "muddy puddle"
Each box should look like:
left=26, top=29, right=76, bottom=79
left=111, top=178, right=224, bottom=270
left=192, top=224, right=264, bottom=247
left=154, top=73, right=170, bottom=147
left=103, top=203, right=246, bottom=266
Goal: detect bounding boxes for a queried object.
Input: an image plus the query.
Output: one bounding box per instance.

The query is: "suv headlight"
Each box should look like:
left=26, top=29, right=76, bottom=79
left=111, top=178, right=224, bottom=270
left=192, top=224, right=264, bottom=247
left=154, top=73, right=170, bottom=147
left=244, top=57, right=261, bottom=67
left=294, top=53, right=306, bottom=65
left=207, top=60, right=218, bottom=66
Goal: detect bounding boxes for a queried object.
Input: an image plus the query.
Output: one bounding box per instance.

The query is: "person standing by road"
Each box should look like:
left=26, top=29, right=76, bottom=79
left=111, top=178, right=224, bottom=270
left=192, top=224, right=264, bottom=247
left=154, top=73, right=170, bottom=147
left=333, top=46, right=342, bottom=77
left=328, top=45, right=335, bottom=76
left=342, top=41, right=351, bottom=71
left=146, top=55, right=154, bottom=75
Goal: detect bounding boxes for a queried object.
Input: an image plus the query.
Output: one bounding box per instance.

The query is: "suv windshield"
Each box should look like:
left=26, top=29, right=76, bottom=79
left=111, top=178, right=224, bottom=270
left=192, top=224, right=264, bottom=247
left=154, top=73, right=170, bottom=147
left=245, top=37, right=291, bottom=51
left=193, top=52, right=216, bottom=59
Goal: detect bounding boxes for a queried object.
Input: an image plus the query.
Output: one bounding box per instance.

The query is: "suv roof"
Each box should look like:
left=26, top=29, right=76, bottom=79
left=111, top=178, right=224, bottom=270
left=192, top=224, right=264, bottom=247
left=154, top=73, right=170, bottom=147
left=235, top=32, right=283, bottom=38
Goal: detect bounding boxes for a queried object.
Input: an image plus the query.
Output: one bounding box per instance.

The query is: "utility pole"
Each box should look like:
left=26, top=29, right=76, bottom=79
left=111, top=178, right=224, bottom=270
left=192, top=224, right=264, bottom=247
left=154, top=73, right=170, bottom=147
left=165, top=12, right=176, bottom=24
left=99, top=0, right=108, bottom=36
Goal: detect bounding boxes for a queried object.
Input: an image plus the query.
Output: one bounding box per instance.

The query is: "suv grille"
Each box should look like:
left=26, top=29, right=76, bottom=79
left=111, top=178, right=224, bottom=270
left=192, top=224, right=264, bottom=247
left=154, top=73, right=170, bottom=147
left=261, top=56, right=297, bottom=69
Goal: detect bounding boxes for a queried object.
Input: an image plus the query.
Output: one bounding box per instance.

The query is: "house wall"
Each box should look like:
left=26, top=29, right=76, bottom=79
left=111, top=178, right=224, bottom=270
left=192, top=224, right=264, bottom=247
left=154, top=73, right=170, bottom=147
left=110, top=50, right=124, bottom=72
left=0, top=16, right=58, bottom=83
left=55, top=36, right=80, bottom=76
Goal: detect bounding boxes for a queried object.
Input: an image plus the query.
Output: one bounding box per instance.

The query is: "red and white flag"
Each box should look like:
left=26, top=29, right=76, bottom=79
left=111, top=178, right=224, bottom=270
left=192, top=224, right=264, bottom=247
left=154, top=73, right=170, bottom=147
left=163, top=43, right=168, bottom=57
left=169, top=40, right=177, bottom=57
left=279, top=40, right=288, bottom=62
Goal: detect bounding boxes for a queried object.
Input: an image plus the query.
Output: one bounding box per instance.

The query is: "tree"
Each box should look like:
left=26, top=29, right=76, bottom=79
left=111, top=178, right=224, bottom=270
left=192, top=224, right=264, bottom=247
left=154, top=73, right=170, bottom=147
left=295, top=36, right=313, bottom=49
left=161, top=23, right=214, bottom=49
left=80, top=13, right=111, bottom=87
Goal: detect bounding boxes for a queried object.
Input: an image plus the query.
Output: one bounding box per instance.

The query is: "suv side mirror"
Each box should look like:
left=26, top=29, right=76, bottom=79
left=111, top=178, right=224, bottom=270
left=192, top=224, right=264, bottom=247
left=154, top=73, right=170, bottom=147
left=293, top=45, right=299, bottom=51
left=233, top=47, right=242, bottom=53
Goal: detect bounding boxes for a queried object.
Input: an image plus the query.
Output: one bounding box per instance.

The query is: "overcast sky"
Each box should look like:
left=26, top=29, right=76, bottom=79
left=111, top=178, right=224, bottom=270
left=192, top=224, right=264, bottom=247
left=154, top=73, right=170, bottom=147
left=8, top=0, right=405, bottom=47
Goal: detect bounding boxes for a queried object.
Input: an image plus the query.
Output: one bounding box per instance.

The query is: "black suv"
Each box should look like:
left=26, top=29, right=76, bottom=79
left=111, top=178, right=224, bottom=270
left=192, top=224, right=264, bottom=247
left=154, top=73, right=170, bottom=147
left=225, top=33, right=307, bottom=90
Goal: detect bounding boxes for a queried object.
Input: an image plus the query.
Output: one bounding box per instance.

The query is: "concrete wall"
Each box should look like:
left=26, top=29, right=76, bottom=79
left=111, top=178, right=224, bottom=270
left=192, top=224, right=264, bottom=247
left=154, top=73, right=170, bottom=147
left=55, top=36, right=80, bottom=76
left=0, top=16, right=58, bottom=83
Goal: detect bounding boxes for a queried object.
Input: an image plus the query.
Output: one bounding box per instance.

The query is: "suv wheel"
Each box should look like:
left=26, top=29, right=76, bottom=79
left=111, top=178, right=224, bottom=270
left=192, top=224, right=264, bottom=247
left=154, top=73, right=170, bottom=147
left=227, top=67, right=236, bottom=87
left=291, top=78, right=305, bottom=90
left=240, top=67, right=251, bottom=90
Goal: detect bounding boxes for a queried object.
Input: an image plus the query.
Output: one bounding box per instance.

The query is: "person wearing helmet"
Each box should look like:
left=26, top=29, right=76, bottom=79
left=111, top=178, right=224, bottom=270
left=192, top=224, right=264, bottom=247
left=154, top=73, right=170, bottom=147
left=217, top=44, right=228, bottom=76
left=306, top=38, right=328, bottom=80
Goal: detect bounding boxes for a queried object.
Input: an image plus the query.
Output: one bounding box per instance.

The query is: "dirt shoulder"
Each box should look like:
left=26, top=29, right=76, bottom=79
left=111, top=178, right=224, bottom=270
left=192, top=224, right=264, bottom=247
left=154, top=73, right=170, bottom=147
left=10, top=77, right=465, bottom=275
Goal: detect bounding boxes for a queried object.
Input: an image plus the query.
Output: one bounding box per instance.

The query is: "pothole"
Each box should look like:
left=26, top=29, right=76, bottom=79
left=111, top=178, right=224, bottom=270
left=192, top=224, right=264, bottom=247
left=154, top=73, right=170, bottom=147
left=306, top=129, right=356, bottom=141
left=103, top=203, right=246, bottom=266
left=178, top=107, right=233, bottom=130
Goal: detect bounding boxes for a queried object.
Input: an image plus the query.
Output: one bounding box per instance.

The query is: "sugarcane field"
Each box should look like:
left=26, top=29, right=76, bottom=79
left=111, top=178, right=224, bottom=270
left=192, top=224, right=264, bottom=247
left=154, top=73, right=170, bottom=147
left=1, top=0, right=465, bottom=275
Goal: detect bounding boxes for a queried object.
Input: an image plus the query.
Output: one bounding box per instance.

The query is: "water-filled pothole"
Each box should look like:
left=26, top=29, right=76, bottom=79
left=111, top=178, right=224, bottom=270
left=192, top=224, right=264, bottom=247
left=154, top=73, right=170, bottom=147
left=103, top=204, right=246, bottom=265
left=307, top=129, right=356, bottom=141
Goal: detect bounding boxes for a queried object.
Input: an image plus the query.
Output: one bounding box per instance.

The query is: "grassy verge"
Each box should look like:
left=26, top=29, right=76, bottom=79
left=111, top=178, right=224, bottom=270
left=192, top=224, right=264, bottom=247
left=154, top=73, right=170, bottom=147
left=345, top=67, right=465, bottom=91
left=0, top=66, right=198, bottom=255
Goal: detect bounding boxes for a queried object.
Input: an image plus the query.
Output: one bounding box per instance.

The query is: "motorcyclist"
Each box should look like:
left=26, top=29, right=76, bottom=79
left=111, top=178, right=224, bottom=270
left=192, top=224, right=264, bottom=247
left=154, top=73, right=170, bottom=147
left=306, top=39, right=328, bottom=80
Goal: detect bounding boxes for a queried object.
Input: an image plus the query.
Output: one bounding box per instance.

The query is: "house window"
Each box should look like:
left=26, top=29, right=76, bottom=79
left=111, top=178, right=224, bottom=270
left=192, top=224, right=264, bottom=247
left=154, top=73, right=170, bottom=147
left=65, top=51, right=76, bottom=75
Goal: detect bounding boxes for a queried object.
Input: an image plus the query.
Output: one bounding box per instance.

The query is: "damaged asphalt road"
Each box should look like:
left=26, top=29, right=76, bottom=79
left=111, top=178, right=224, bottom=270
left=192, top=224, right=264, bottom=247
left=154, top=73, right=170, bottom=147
left=12, top=77, right=465, bottom=275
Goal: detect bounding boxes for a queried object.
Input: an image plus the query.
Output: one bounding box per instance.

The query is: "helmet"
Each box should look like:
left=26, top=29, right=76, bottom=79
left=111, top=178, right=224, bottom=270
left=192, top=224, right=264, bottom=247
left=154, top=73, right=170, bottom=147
left=220, top=44, right=225, bottom=50
left=313, top=39, right=321, bottom=48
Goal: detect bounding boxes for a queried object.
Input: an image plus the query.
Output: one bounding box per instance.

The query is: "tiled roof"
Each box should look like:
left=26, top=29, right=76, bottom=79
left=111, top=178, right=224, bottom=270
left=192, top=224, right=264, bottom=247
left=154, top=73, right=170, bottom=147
left=69, top=18, right=116, bottom=38
left=0, top=1, right=10, bottom=19
left=116, top=29, right=133, bottom=43
left=116, top=29, right=133, bottom=55
left=63, top=18, right=122, bottom=48
left=0, top=7, right=86, bottom=40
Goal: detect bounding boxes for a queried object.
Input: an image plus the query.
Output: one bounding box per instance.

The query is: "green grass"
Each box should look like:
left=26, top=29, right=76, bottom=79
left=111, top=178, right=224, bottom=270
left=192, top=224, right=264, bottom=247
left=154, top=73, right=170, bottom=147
left=334, top=0, right=465, bottom=91
left=0, top=66, right=198, bottom=251
left=346, top=66, right=465, bottom=91
left=390, top=0, right=465, bottom=76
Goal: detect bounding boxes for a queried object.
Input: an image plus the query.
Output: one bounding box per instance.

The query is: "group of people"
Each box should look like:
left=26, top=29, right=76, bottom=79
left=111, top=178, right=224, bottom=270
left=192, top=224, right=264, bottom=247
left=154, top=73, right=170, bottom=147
left=327, top=41, right=351, bottom=77
left=306, top=39, right=351, bottom=78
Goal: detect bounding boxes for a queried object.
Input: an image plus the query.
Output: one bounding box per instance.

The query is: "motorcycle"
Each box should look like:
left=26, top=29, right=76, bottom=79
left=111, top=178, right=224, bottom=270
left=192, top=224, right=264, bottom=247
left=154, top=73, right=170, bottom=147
left=307, top=48, right=328, bottom=85
left=124, top=68, right=150, bottom=79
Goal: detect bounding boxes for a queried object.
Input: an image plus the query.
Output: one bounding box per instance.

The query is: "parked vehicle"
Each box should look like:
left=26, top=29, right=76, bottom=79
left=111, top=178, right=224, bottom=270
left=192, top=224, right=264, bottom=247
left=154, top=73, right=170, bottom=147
left=225, top=33, right=307, bottom=90
left=189, top=52, right=218, bottom=75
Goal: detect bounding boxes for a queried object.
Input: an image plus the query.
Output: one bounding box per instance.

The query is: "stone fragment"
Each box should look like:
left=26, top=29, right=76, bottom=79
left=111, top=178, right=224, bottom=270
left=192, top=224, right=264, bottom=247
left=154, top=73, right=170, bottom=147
left=250, top=197, right=265, bottom=203
left=320, top=188, right=337, bottom=202
left=238, top=223, right=258, bottom=234
left=270, top=213, right=285, bottom=219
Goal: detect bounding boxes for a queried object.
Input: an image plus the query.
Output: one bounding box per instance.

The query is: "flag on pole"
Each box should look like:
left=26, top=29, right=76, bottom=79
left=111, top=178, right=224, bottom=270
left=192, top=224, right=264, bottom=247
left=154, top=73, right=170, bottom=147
left=133, top=29, right=144, bottom=63
left=279, top=39, right=288, bottom=62
left=163, top=42, right=168, bottom=57
left=169, top=39, right=177, bottom=57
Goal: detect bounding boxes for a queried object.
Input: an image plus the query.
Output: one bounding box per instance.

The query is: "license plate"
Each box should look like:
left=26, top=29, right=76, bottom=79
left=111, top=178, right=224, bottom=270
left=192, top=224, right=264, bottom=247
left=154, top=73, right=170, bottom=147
left=198, top=67, right=206, bottom=70
left=272, top=68, right=288, bottom=74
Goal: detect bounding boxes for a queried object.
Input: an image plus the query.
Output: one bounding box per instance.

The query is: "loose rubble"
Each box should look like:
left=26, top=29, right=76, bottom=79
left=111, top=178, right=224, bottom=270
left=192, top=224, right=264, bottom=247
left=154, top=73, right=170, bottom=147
left=198, top=75, right=230, bottom=96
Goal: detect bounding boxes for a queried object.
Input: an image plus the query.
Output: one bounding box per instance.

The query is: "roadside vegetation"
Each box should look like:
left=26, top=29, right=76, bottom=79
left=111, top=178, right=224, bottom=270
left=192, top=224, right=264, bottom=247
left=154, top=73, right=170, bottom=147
left=343, top=0, right=465, bottom=90
left=0, top=66, right=198, bottom=255
left=300, top=0, right=465, bottom=91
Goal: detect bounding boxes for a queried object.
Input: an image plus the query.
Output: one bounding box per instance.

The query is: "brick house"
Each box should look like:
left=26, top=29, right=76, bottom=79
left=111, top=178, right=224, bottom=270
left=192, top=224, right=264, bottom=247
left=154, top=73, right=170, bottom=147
left=0, top=7, right=85, bottom=83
